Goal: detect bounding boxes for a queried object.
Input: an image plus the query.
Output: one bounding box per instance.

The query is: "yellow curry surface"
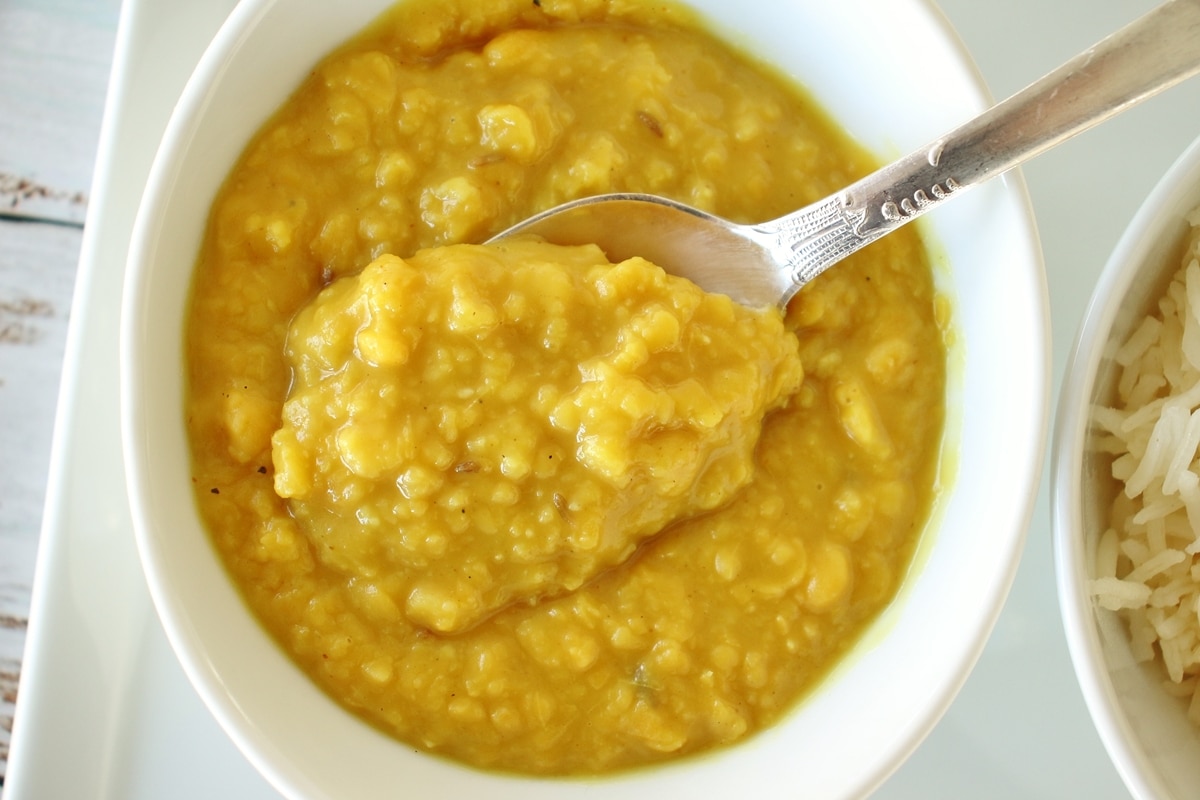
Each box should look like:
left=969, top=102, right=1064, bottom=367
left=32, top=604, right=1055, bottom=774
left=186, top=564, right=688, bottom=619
left=273, top=241, right=805, bottom=634
left=185, top=0, right=948, bottom=775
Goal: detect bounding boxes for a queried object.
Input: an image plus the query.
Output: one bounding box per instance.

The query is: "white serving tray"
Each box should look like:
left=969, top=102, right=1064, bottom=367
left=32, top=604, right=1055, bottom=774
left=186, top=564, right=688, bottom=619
left=4, top=0, right=1173, bottom=795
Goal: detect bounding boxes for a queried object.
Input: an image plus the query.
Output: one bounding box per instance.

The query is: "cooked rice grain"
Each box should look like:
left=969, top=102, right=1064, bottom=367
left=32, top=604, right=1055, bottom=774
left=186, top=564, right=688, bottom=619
left=1091, top=207, right=1200, bottom=721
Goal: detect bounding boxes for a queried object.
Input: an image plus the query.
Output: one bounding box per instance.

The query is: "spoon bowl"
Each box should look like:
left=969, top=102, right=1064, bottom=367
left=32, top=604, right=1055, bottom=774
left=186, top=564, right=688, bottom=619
left=491, top=193, right=792, bottom=308
left=493, top=0, right=1200, bottom=308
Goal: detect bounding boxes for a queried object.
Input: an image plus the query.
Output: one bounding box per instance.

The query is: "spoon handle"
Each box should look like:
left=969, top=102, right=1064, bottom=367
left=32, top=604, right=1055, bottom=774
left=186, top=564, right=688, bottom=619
left=768, top=0, right=1200, bottom=291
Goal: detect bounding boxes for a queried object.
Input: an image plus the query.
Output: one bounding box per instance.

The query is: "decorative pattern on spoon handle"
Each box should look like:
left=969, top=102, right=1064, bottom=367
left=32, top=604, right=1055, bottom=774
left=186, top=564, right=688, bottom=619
left=760, top=198, right=870, bottom=288
left=764, top=154, right=964, bottom=289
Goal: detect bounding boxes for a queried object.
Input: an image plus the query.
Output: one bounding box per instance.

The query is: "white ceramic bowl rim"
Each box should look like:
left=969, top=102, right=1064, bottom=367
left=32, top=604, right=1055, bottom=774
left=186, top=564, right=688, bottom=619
left=120, top=1, right=1049, bottom=798
left=1054, top=132, right=1200, bottom=800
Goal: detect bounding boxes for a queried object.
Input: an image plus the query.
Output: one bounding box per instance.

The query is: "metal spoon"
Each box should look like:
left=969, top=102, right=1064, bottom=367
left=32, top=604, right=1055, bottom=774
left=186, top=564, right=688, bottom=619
left=490, top=0, right=1200, bottom=308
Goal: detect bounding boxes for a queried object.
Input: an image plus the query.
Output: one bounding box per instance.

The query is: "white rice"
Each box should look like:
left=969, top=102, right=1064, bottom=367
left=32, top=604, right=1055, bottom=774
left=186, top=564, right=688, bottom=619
left=1089, top=207, right=1200, bottom=723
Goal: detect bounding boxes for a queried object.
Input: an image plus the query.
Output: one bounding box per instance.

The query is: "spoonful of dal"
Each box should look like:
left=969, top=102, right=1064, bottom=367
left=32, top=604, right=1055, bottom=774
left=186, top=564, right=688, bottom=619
left=491, top=0, right=1200, bottom=308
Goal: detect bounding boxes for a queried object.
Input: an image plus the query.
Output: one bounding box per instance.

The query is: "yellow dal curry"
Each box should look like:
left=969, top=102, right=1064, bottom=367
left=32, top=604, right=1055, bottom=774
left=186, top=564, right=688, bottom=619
left=185, top=0, right=948, bottom=775
left=273, top=240, right=807, bottom=635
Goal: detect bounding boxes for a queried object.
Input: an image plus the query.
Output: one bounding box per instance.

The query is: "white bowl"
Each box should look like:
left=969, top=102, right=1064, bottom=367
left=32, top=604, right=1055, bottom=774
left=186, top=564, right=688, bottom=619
left=1054, top=134, right=1200, bottom=800
left=121, top=1, right=1048, bottom=797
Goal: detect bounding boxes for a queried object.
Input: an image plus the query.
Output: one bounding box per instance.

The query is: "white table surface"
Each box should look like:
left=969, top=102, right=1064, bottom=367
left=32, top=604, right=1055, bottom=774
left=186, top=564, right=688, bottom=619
left=0, top=0, right=121, bottom=782
left=2, top=0, right=1199, bottom=796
